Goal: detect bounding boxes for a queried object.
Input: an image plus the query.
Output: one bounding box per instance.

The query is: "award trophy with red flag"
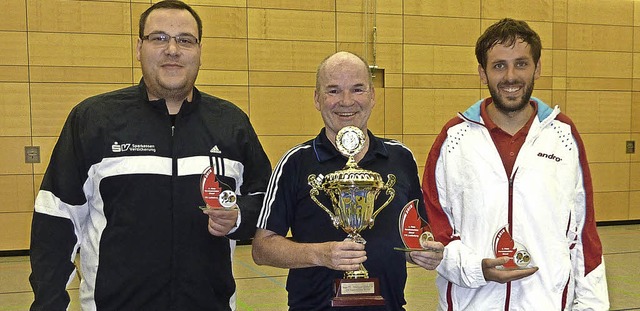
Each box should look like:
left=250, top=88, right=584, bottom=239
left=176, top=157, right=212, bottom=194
left=493, top=225, right=533, bottom=269
left=394, top=199, right=439, bottom=252
left=200, top=166, right=237, bottom=210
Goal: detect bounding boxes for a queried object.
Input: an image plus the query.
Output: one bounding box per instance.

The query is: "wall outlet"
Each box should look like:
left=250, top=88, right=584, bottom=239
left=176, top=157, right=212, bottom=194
left=25, top=146, right=40, bottom=163
left=626, top=140, right=635, bottom=154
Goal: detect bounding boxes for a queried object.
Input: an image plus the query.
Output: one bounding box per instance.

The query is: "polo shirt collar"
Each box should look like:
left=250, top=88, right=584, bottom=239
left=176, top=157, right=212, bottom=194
left=480, top=98, right=538, bottom=134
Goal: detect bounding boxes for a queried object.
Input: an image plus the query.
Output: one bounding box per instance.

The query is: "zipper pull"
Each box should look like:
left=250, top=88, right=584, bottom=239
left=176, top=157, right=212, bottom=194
left=171, top=125, right=175, bottom=137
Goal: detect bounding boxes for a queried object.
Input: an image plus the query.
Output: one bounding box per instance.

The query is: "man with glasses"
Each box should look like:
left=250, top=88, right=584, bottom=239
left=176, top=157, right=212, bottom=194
left=29, top=1, right=271, bottom=310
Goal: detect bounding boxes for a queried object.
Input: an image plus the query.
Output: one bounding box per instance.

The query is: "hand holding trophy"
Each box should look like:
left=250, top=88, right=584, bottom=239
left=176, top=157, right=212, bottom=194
left=308, top=126, right=396, bottom=307
left=394, top=200, right=440, bottom=252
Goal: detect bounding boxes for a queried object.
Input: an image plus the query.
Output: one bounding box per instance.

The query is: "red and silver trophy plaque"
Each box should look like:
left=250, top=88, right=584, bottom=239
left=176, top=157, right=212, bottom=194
left=200, top=166, right=237, bottom=210
left=493, top=225, right=532, bottom=269
left=393, top=200, right=439, bottom=252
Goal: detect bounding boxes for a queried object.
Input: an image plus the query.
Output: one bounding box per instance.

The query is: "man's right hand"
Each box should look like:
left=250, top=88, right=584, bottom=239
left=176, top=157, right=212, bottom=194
left=482, top=257, right=538, bottom=283
left=318, top=239, right=367, bottom=271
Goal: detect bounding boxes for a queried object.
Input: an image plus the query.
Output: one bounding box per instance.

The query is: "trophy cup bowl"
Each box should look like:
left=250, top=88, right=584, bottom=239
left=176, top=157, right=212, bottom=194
left=308, top=126, right=396, bottom=306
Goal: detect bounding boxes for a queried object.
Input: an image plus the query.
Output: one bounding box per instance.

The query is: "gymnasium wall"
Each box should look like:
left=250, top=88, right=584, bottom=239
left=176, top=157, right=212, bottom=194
left=1, top=0, right=638, bottom=250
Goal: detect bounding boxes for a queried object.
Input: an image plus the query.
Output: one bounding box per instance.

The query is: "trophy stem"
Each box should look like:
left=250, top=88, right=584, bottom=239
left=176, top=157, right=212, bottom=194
left=345, top=263, right=369, bottom=279
left=348, top=232, right=366, bottom=245
left=345, top=233, right=369, bottom=279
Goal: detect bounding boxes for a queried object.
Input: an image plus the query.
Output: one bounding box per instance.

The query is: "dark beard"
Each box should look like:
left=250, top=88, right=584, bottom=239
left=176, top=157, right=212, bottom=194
left=488, top=80, right=535, bottom=113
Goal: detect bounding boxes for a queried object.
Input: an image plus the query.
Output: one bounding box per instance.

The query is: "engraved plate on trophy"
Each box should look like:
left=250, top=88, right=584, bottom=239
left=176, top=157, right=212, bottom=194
left=200, top=166, right=237, bottom=210
left=308, top=126, right=396, bottom=307
left=393, top=199, right=440, bottom=252
left=493, top=225, right=533, bottom=269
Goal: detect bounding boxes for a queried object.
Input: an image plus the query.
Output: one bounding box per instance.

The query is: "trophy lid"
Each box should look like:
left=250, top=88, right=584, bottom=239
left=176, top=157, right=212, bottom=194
left=336, top=126, right=366, bottom=158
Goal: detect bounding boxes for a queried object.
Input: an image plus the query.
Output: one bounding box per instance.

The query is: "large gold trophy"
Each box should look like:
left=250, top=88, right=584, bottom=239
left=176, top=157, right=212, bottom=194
left=308, top=126, right=396, bottom=307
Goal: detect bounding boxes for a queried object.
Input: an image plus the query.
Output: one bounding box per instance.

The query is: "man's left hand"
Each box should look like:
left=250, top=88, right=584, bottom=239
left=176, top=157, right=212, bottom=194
left=408, top=241, right=444, bottom=270
left=202, top=207, right=239, bottom=236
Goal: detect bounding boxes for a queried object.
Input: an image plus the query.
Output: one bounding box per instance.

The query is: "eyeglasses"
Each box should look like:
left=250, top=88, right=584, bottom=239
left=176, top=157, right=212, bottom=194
left=141, top=33, right=199, bottom=49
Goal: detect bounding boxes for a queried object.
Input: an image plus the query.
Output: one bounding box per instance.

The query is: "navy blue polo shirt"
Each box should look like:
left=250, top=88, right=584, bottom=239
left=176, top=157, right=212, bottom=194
left=258, top=128, right=426, bottom=311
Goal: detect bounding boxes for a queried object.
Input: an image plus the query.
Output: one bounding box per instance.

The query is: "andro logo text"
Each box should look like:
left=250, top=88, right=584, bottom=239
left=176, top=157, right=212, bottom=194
left=537, top=152, right=562, bottom=162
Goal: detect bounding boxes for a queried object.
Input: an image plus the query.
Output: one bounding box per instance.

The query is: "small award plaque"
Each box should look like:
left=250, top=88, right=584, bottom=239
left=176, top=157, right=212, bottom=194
left=200, top=166, right=237, bottom=210
left=493, top=226, right=532, bottom=269
left=393, top=200, right=440, bottom=252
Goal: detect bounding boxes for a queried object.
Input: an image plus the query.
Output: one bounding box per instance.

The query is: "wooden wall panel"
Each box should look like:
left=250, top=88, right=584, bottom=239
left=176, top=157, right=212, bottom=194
left=404, top=45, right=477, bottom=75
left=189, top=0, right=246, bottom=7
left=567, top=0, right=634, bottom=26
left=368, top=88, right=385, bottom=135
left=384, top=88, right=403, bottom=135
left=247, top=0, right=333, bottom=11
left=2, top=32, right=28, bottom=66
left=30, top=83, right=126, bottom=137
left=566, top=78, right=632, bottom=92
left=630, top=192, right=640, bottom=220
left=0, top=83, right=30, bottom=136
left=594, top=192, right=629, bottom=221
left=249, top=71, right=315, bottom=87
left=564, top=91, right=631, bottom=133
left=248, top=9, right=335, bottom=41
left=482, top=0, right=553, bottom=22
left=567, top=51, right=633, bottom=78
left=582, top=134, right=633, bottom=163
left=591, top=163, right=630, bottom=192
left=567, top=24, right=633, bottom=52
left=248, top=86, right=323, bottom=135
left=0, top=137, right=33, bottom=175
left=1, top=0, right=639, bottom=251
left=0, top=66, right=28, bottom=83
left=196, top=70, right=248, bottom=86
left=0, top=175, right=34, bottom=213
left=403, top=89, right=479, bottom=135
left=404, top=16, right=478, bottom=46
left=198, top=6, right=247, bottom=38
left=337, top=13, right=402, bottom=44
left=27, top=0, right=131, bottom=34
left=336, top=1, right=401, bottom=14
left=403, top=74, right=480, bottom=89
left=0, top=213, right=32, bottom=251
left=402, top=134, right=437, bottom=176
left=631, top=162, right=640, bottom=191
left=29, top=33, right=133, bottom=67
left=248, top=40, right=334, bottom=71
left=403, top=0, right=479, bottom=17
left=370, top=44, right=403, bottom=73
left=30, top=66, right=133, bottom=84
left=1, top=0, right=26, bottom=31
left=196, top=85, right=249, bottom=113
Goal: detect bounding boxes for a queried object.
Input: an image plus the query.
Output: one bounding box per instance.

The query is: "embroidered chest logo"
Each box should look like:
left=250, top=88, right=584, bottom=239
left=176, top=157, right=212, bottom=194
left=537, top=152, right=562, bottom=162
left=112, top=142, right=157, bottom=153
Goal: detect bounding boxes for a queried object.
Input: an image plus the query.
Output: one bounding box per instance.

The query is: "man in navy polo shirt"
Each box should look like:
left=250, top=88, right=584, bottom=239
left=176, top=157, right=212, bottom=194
left=252, top=51, right=444, bottom=311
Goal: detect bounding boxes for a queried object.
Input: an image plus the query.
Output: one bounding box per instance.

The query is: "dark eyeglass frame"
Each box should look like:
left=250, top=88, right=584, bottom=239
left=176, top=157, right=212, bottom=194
left=141, top=32, right=200, bottom=48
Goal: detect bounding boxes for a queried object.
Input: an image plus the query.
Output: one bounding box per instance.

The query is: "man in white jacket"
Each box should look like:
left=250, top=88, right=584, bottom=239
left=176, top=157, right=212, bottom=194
left=422, top=18, right=609, bottom=310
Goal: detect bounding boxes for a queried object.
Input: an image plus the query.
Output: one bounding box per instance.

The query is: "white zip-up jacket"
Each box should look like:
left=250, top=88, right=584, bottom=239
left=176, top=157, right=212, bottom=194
left=422, top=98, right=609, bottom=311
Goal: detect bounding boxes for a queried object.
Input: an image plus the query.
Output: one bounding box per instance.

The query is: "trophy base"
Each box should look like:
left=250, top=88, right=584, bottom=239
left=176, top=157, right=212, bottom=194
left=331, top=278, right=385, bottom=307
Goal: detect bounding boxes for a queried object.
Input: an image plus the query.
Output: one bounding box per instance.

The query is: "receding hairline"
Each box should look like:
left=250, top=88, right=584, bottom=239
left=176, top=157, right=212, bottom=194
left=315, top=52, right=372, bottom=91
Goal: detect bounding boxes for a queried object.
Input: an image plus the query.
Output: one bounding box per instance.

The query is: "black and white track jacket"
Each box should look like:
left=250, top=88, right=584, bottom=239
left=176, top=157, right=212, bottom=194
left=29, top=80, right=271, bottom=311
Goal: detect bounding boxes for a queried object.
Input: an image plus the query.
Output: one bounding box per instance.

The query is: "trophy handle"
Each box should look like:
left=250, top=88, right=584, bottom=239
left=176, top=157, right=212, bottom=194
left=369, top=174, right=396, bottom=228
left=308, top=174, right=340, bottom=229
